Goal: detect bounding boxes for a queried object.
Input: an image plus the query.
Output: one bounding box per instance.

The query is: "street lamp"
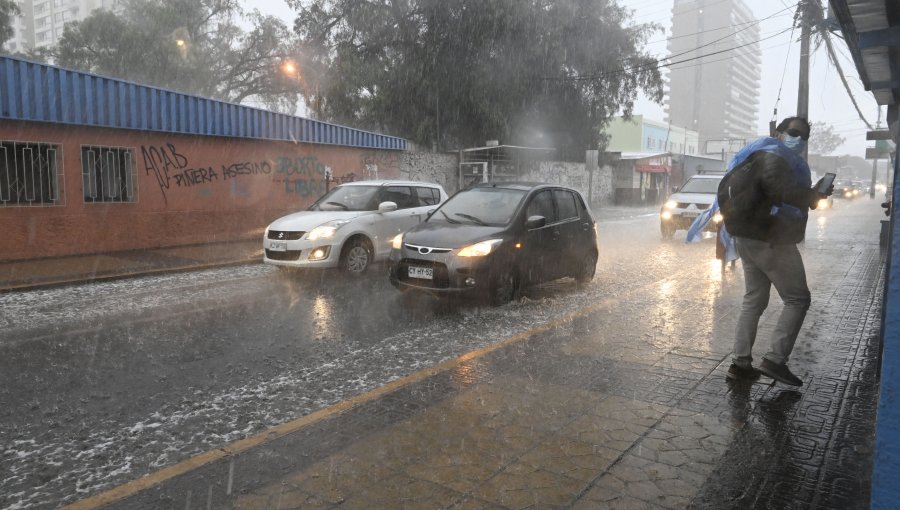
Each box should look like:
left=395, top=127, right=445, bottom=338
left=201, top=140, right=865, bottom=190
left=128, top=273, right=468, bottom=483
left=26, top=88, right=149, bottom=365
left=280, top=60, right=323, bottom=119
left=281, top=61, right=298, bottom=77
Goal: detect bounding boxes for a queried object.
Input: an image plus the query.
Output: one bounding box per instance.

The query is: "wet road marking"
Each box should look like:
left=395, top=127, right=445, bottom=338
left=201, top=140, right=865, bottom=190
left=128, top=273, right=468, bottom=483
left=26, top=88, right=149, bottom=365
left=63, top=267, right=702, bottom=509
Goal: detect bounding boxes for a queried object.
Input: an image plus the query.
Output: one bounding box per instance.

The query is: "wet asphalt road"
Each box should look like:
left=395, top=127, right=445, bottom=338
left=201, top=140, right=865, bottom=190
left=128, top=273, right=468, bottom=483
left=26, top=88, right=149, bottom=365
left=0, top=199, right=882, bottom=508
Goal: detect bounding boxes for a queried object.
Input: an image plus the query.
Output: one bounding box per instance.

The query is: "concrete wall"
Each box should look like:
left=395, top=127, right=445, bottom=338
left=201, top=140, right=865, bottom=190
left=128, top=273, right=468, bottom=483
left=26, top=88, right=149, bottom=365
left=401, top=150, right=459, bottom=194
left=518, top=160, right=614, bottom=208
left=0, top=121, right=402, bottom=261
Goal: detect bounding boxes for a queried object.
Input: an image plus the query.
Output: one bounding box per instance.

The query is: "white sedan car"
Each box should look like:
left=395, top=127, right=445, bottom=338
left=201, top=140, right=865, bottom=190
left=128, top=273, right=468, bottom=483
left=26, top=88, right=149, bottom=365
left=264, top=180, right=448, bottom=274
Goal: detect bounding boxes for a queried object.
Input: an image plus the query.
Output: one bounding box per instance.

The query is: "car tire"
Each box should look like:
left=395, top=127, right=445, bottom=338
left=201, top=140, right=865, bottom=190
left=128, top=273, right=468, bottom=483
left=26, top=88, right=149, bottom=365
left=574, top=250, right=598, bottom=284
left=490, top=270, right=520, bottom=306
left=661, top=224, right=675, bottom=240
left=340, top=238, right=372, bottom=275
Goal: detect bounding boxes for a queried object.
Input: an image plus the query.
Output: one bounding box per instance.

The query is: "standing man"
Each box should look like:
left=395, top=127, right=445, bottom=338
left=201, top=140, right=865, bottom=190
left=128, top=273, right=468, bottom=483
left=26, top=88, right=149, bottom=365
left=722, top=117, right=832, bottom=386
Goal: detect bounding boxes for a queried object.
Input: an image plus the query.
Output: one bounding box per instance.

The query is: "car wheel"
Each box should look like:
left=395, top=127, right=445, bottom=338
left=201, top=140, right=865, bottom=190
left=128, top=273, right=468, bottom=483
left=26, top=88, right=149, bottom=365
left=340, top=239, right=372, bottom=275
left=574, top=250, right=598, bottom=284
left=661, top=224, right=675, bottom=240
left=490, top=270, right=519, bottom=306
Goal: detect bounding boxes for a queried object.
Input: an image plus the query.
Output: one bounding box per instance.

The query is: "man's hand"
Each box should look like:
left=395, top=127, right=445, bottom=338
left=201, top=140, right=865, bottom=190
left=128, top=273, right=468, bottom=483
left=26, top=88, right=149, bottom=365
left=813, top=177, right=835, bottom=197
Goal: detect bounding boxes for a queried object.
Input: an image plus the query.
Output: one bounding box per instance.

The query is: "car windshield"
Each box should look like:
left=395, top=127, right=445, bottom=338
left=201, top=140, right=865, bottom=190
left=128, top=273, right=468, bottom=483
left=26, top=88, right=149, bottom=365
left=430, top=188, right=526, bottom=226
left=835, top=179, right=853, bottom=188
left=679, top=178, right=722, bottom=193
left=308, top=185, right=381, bottom=211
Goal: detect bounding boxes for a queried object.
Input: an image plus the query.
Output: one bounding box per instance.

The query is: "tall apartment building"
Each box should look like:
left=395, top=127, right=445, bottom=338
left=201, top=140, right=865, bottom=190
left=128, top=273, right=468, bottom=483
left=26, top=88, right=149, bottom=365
left=5, top=0, right=120, bottom=54
left=664, top=0, right=761, bottom=156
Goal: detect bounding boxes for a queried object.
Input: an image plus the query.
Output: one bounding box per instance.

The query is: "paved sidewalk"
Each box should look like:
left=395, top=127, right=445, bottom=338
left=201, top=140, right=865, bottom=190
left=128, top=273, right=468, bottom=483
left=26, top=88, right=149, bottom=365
left=71, top=208, right=885, bottom=510
left=0, top=239, right=263, bottom=292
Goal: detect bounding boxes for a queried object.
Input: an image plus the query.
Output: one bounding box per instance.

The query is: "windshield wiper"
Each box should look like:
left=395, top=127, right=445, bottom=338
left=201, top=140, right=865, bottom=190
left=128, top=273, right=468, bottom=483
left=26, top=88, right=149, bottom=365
left=325, top=201, right=349, bottom=210
left=440, top=210, right=459, bottom=224
left=455, top=213, right=487, bottom=226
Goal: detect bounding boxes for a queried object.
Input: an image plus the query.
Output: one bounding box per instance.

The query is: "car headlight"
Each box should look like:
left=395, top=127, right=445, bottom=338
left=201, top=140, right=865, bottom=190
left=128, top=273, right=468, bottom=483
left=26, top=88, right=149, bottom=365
left=817, top=198, right=830, bottom=209
left=391, top=233, right=404, bottom=250
left=457, top=239, right=502, bottom=257
left=660, top=211, right=673, bottom=220
left=307, top=220, right=351, bottom=240
left=664, top=200, right=678, bottom=209
left=713, top=212, right=723, bottom=223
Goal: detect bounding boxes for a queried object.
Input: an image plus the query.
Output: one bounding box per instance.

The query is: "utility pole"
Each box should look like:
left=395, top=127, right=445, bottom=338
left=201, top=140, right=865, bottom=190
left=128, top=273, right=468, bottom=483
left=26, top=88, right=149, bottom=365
left=797, top=0, right=811, bottom=161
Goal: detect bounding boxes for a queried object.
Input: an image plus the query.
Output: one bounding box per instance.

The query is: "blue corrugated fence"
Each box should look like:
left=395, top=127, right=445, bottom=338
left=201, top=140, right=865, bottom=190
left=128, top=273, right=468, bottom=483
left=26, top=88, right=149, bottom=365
left=0, top=55, right=406, bottom=151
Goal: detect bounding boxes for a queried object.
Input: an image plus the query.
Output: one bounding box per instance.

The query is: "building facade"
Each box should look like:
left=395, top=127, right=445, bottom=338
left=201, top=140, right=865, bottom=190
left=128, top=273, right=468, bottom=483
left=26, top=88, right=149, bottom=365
left=0, top=55, right=406, bottom=261
left=665, top=0, right=761, bottom=156
left=604, top=115, right=700, bottom=155
left=5, top=0, right=120, bottom=54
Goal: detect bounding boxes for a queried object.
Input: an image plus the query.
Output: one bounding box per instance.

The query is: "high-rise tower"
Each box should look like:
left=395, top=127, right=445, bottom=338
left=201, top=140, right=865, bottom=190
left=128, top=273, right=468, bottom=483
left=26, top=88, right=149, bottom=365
left=665, top=0, right=762, bottom=155
left=4, top=0, right=121, bottom=54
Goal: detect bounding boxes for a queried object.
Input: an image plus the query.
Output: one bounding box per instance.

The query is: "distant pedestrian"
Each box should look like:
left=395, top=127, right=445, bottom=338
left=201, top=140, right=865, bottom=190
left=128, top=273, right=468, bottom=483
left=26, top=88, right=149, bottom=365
left=722, top=117, right=833, bottom=386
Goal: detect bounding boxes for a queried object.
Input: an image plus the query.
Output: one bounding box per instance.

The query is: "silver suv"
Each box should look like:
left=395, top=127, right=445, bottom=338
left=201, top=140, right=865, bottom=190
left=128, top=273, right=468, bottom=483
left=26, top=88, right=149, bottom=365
left=659, top=174, right=724, bottom=239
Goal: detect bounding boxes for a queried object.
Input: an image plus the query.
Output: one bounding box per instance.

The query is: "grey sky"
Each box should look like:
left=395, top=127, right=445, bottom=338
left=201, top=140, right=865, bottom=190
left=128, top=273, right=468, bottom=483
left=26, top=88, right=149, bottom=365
left=243, top=0, right=879, bottom=158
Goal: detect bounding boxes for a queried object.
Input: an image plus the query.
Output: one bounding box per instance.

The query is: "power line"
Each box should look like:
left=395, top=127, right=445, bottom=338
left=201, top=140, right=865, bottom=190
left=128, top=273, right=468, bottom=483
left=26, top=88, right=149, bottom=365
left=615, top=4, right=796, bottom=74
left=666, top=35, right=795, bottom=71
left=644, top=12, right=794, bottom=46
left=552, top=26, right=793, bottom=83
left=772, top=10, right=799, bottom=122
left=821, top=29, right=873, bottom=129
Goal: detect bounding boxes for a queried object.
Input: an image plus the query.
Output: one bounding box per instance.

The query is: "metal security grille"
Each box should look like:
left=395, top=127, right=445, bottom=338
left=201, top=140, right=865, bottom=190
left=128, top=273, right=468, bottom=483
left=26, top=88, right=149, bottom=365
left=0, top=141, right=63, bottom=207
left=81, top=146, right=136, bottom=203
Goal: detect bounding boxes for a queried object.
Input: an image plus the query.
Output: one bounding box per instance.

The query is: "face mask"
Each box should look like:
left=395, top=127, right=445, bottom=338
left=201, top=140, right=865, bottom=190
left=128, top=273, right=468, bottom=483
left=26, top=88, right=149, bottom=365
left=782, top=134, right=806, bottom=152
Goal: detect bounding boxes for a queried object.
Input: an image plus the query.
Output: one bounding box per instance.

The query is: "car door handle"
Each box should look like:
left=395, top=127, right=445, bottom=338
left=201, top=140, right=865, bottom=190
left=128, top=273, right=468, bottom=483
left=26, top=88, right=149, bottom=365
left=582, top=222, right=591, bottom=230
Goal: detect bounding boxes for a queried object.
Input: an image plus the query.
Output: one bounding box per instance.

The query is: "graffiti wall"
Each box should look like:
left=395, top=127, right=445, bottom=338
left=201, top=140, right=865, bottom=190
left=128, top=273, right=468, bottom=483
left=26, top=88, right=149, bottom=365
left=0, top=121, right=402, bottom=260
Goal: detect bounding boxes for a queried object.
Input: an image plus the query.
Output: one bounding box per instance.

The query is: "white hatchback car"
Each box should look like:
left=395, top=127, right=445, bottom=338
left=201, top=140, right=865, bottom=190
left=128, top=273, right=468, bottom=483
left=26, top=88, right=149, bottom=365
left=264, top=180, right=448, bottom=274
left=659, top=173, right=724, bottom=239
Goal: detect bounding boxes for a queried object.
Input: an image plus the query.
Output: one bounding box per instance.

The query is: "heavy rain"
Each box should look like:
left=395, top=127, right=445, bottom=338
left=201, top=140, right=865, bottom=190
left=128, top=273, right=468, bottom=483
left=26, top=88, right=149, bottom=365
left=0, top=0, right=897, bottom=509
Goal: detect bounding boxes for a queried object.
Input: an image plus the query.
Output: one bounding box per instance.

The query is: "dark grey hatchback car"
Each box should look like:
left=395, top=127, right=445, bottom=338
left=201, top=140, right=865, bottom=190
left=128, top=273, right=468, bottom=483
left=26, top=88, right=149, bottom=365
left=388, top=182, right=598, bottom=304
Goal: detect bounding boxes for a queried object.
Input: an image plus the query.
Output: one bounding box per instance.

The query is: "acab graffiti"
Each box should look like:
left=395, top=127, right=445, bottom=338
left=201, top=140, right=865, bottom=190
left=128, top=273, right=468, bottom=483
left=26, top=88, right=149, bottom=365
left=140, top=143, right=276, bottom=201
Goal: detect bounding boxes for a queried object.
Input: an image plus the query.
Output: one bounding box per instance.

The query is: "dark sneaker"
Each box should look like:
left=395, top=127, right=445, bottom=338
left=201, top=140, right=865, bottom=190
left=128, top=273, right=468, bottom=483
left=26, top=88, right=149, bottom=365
left=759, top=359, right=803, bottom=386
left=726, top=363, right=760, bottom=381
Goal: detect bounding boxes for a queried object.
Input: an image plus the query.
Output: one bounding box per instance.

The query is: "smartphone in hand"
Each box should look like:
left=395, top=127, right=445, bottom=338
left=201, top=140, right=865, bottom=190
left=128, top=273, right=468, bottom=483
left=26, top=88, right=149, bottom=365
left=816, top=172, right=836, bottom=194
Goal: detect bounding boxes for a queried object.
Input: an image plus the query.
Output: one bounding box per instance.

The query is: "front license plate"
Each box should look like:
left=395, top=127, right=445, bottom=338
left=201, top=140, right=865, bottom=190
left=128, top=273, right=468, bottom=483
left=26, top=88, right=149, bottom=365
left=408, top=266, right=433, bottom=280
left=270, top=241, right=287, bottom=251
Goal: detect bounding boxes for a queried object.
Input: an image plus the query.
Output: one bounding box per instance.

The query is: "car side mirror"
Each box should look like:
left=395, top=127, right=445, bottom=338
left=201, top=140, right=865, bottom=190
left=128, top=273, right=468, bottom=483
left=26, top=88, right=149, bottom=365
left=378, top=201, right=398, bottom=212
left=672, top=186, right=678, bottom=193
left=525, top=215, right=546, bottom=230
left=426, top=208, right=437, bottom=218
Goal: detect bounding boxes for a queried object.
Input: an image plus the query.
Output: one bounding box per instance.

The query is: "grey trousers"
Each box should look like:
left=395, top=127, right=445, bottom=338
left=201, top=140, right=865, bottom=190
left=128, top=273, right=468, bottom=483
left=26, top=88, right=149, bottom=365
left=732, top=237, right=811, bottom=366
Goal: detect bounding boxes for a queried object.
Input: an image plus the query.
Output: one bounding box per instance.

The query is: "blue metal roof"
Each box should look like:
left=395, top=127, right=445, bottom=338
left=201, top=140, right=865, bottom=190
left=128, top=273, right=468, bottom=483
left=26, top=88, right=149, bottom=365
left=0, top=55, right=406, bottom=151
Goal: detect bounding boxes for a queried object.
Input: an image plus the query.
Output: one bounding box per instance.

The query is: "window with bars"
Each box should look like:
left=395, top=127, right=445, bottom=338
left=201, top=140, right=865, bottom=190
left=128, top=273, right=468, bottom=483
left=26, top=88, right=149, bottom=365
left=0, top=141, right=63, bottom=207
left=81, top=146, right=136, bottom=203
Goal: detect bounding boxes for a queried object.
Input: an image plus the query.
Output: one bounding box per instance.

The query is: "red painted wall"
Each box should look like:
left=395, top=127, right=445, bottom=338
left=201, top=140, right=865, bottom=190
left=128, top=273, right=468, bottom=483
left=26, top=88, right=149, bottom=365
left=0, top=121, right=402, bottom=261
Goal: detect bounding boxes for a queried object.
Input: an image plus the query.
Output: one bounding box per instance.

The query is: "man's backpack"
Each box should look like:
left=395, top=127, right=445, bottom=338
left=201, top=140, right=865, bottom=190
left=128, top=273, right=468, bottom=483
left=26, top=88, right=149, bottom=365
left=716, top=158, right=762, bottom=233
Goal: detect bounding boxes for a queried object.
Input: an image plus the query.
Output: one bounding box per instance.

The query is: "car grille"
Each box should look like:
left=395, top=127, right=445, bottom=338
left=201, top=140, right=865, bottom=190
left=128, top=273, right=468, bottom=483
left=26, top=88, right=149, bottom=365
left=677, top=203, right=710, bottom=210
left=398, top=258, right=450, bottom=288
left=404, top=243, right=452, bottom=255
left=267, top=230, right=306, bottom=240
left=266, top=249, right=302, bottom=261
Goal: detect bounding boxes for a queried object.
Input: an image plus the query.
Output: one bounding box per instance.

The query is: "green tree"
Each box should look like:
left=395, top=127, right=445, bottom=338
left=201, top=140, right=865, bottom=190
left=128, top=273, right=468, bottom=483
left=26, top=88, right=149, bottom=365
left=50, top=0, right=299, bottom=112
left=288, top=0, right=663, bottom=157
left=0, top=0, right=20, bottom=51
left=808, top=122, right=846, bottom=155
